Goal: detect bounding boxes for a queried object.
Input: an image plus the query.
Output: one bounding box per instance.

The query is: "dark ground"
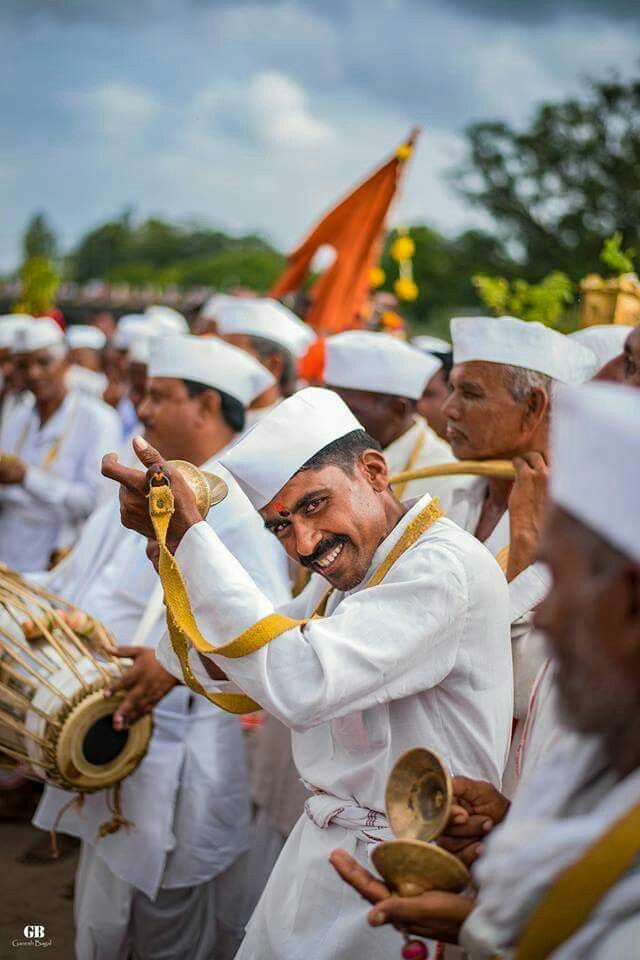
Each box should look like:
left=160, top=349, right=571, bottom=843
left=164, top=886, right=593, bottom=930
left=0, top=822, right=77, bottom=960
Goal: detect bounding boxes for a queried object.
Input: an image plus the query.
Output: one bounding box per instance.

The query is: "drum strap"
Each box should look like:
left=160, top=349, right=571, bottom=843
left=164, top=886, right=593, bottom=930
left=148, top=484, right=443, bottom=715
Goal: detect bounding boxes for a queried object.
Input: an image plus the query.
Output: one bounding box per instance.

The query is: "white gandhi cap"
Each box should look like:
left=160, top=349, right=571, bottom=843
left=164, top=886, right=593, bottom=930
left=216, top=298, right=315, bottom=359
left=451, top=315, right=597, bottom=383
left=551, top=380, right=640, bottom=562
left=569, top=325, right=633, bottom=373
left=324, top=330, right=441, bottom=400
left=148, top=334, right=275, bottom=408
left=13, top=317, right=66, bottom=354
left=220, top=386, right=363, bottom=508
left=0, top=315, right=33, bottom=350
left=66, top=325, right=107, bottom=351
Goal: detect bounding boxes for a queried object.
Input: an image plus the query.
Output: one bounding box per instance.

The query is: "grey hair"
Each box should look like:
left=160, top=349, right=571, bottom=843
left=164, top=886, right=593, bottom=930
left=501, top=364, right=553, bottom=404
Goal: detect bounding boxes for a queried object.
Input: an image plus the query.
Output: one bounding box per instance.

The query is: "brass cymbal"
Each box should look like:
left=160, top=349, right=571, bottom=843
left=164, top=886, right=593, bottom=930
left=372, top=748, right=471, bottom=896
left=385, top=747, right=452, bottom=843
left=372, top=839, right=469, bottom=896
left=167, top=460, right=228, bottom=519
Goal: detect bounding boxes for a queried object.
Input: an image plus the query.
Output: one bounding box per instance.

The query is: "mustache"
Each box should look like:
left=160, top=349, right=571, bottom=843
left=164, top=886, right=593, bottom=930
left=299, top=534, right=349, bottom=568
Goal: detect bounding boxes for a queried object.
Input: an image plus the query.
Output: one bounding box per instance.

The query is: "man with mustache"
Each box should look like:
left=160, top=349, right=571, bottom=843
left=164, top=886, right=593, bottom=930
left=331, top=380, right=640, bottom=960
left=103, top=385, right=514, bottom=960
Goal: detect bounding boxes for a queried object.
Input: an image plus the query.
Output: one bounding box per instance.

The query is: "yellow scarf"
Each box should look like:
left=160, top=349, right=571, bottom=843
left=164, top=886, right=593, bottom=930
left=149, top=485, right=443, bottom=714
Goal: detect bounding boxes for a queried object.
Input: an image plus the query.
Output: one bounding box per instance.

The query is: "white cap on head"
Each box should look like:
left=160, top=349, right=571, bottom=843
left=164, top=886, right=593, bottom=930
left=148, top=335, right=276, bottom=408
left=216, top=298, right=315, bottom=359
left=0, top=315, right=33, bottom=350
left=569, top=325, right=633, bottom=372
left=13, top=317, right=66, bottom=355
left=551, top=381, right=640, bottom=562
left=451, top=315, right=598, bottom=384
left=200, top=293, right=238, bottom=321
left=113, top=314, right=151, bottom=350
left=324, top=330, right=441, bottom=400
left=220, top=386, right=363, bottom=508
left=66, top=324, right=106, bottom=351
left=129, top=335, right=151, bottom=366
left=412, top=335, right=452, bottom=355
left=145, top=305, right=189, bottom=336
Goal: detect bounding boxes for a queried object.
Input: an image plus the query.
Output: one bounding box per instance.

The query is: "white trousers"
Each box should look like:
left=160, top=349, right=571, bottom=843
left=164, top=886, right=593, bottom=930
left=74, top=842, right=249, bottom=960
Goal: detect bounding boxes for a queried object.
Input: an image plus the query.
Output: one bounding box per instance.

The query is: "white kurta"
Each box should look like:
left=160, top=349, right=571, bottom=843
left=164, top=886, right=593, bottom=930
left=157, top=495, right=514, bottom=960
left=460, top=733, right=640, bottom=959
left=384, top=415, right=475, bottom=516
left=0, top=390, right=121, bottom=571
left=33, top=458, right=291, bottom=901
left=448, top=476, right=550, bottom=796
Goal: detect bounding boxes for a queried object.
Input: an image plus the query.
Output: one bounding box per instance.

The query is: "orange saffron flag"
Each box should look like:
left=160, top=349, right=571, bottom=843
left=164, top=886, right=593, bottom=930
left=270, top=129, right=419, bottom=335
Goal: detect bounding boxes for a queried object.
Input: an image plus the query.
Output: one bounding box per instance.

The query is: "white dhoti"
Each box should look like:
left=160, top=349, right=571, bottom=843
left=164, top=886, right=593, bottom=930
left=240, top=796, right=465, bottom=960
left=75, top=842, right=250, bottom=960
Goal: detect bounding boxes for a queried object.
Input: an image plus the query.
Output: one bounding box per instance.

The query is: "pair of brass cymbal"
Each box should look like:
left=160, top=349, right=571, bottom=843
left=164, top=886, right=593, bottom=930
left=372, top=748, right=470, bottom=897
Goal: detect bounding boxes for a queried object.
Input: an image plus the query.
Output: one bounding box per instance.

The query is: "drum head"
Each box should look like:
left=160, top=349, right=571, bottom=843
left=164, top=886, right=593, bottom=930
left=55, top=691, right=152, bottom=792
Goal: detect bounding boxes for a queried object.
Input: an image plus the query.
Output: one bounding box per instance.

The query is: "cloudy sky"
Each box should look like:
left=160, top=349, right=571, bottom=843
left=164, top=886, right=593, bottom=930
left=1, top=0, right=638, bottom=270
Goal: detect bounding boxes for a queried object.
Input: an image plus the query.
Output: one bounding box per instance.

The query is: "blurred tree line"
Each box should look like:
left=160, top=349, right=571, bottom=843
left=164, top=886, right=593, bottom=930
left=17, top=71, right=640, bottom=334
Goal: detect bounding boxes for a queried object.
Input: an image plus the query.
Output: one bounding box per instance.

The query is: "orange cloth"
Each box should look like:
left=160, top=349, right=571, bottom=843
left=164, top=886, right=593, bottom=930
left=270, top=131, right=418, bottom=335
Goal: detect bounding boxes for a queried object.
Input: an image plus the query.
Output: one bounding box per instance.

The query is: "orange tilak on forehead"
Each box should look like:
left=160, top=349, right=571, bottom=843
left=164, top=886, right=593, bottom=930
left=274, top=499, right=290, bottom=517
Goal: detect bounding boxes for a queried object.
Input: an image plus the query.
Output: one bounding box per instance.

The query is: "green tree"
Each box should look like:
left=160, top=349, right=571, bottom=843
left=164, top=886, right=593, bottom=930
left=14, top=257, right=60, bottom=315
left=69, top=211, right=134, bottom=282
left=23, top=212, right=57, bottom=261
left=456, top=74, right=640, bottom=280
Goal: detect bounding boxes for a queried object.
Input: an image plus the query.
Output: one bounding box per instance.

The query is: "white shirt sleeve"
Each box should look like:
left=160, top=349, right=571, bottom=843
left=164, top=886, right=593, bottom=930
left=2, top=405, right=121, bottom=524
left=163, top=520, right=468, bottom=731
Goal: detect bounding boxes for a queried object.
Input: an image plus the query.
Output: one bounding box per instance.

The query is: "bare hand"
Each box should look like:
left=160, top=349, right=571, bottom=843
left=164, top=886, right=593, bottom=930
left=438, top=776, right=510, bottom=867
left=101, top=437, right=202, bottom=552
left=0, top=454, right=26, bottom=485
left=104, top=646, right=178, bottom=729
left=507, top=451, right=549, bottom=581
left=329, top=849, right=474, bottom=944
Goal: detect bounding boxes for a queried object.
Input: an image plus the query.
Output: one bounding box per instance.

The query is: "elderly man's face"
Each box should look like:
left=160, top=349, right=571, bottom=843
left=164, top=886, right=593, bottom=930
left=138, top=377, right=211, bottom=462
left=16, top=348, right=67, bottom=403
left=442, top=361, right=538, bottom=459
left=535, top=506, right=640, bottom=737
left=261, top=453, right=390, bottom=591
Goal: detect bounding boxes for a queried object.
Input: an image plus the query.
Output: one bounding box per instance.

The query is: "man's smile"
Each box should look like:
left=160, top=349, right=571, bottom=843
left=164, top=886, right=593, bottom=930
left=313, top=541, right=345, bottom=572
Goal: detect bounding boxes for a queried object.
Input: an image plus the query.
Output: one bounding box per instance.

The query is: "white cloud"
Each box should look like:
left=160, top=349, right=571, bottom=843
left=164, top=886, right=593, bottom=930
left=63, top=80, right=159, bottom=138
left=192, top=71, right=333, bottom=149
left=247, top=71, right=334, bottom=147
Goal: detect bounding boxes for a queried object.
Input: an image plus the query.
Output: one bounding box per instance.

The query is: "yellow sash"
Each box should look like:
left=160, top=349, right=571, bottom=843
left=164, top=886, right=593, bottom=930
left=503, top=800, right=640, bottom=960
left=149, top=484, right=443, bottom=714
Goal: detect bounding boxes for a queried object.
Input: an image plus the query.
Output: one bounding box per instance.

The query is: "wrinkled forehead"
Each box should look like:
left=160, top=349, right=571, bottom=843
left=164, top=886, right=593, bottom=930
left=450, top=359, right=509, bottom=391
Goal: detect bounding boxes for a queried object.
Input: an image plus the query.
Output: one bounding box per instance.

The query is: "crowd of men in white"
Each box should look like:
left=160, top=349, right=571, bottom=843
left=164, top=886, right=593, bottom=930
left=0, top=299, right=638, bottom=960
